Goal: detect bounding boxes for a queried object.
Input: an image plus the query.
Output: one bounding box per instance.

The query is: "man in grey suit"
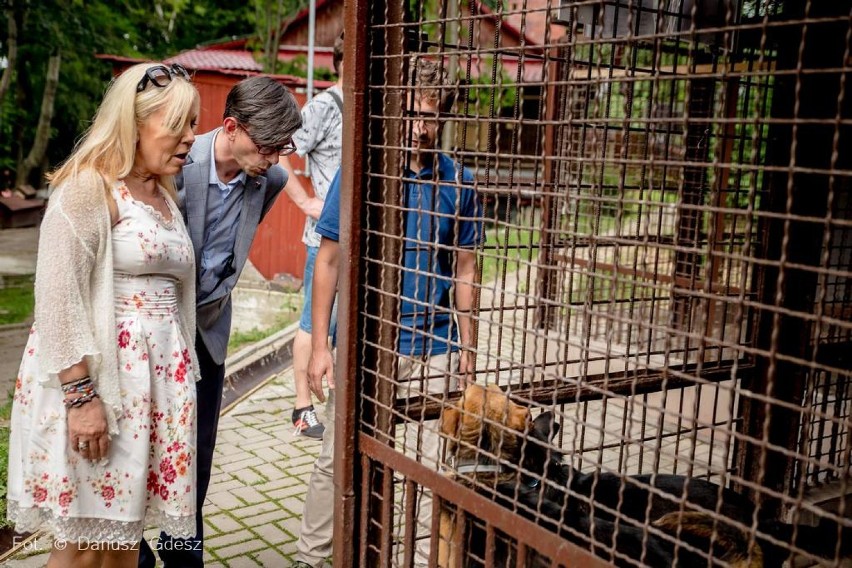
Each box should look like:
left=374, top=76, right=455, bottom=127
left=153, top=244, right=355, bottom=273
left=140, top=76, right=302, bottom=568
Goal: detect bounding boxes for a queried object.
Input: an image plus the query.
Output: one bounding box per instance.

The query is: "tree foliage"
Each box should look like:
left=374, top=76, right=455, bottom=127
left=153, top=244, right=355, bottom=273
left=465, top=58, right=517, bottom=117
left=0, top=0, right=253, bottom=188
left=277, top=54, right=336, bottom=82
left=249, top=0, right=308, bottom=75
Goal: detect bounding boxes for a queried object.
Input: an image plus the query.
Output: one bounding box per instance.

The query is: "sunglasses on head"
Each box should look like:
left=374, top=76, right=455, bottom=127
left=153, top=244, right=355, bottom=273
left=136, top=63, right=191, bottom=93
left=237, top=124, right=297, bottom=156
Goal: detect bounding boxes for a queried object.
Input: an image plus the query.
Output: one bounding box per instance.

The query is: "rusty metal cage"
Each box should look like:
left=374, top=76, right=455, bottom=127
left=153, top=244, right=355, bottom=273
left=335, top=0, right=852, bottom=566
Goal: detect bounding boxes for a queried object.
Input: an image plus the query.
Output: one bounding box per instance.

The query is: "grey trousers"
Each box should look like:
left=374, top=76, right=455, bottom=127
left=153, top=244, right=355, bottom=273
left=294, top=387, right=337, bottom=567
left=293, top=352, right=458, bottom=567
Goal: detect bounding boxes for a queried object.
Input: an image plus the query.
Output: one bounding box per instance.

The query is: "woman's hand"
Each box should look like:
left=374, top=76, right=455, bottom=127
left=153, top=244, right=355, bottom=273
left=67, top=399, right=110, bottom=461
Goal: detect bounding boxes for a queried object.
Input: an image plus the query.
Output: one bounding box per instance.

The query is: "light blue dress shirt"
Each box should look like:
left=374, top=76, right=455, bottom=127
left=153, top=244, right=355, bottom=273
left=198, top=131, right=247, bottom=302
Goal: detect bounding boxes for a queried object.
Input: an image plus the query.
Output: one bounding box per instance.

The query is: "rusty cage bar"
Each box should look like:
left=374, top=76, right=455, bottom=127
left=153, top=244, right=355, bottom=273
left=337, top=0, right=852, bottom=566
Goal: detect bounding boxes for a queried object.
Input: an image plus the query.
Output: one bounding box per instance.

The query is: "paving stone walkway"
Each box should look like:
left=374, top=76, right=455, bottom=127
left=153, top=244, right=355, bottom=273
left=1, top=366, right=323, bottom=567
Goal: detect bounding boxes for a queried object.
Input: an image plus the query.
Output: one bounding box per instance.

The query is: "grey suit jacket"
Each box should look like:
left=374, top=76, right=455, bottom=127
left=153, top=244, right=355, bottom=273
left=177, top=128, right=288, bottom=365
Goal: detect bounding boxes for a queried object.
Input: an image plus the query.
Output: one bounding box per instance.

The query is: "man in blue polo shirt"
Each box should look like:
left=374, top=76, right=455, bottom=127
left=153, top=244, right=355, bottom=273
left=291, top=58, right=482, bottom=568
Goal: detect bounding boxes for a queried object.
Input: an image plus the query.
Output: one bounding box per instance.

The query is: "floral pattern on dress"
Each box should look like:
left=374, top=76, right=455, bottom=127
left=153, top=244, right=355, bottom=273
left=6, top=181, right=197, bottom=542
left=22, top=471, right=78, bottom=516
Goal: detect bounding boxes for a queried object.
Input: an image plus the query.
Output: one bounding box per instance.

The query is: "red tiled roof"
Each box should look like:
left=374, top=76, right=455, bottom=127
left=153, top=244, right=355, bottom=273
left=162, top=46, right=336, bottom=75
left=195, top=38, right=248, bottom=51
left=166, top=49, right=262, bottom=71
left=172, top=51, right=542, bottom=84
left=95, top=53, right=334, bottom=89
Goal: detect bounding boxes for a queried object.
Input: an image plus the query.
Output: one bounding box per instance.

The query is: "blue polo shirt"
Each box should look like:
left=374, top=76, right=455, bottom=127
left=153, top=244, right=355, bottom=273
left=315, top=170, right=341, bottom=241
left=316, top=155, right=483, bottom=357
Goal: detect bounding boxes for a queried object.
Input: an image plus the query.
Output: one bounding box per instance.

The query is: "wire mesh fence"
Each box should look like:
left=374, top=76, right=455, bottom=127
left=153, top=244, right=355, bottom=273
left=338, top=0, right=852, bottom=566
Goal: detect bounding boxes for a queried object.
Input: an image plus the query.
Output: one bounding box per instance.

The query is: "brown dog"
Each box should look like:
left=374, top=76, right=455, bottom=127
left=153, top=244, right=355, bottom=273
left=438, top=384, right=530, bottom=567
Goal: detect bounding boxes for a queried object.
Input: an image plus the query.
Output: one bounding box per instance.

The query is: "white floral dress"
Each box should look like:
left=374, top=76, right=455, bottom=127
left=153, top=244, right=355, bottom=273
left=7, top=182, right=197, bottom=543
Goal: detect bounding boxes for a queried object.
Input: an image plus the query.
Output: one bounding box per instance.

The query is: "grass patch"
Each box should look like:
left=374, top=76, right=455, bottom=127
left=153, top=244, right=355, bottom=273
left=0, top=390, right=15, bottom=529
left=479, top=225, right=540, bottom=285
left=0, top=275, right=34, bottom=325
left=228, top=326, right=281, bottom=353
left=228, top=297, right=300, bottom=353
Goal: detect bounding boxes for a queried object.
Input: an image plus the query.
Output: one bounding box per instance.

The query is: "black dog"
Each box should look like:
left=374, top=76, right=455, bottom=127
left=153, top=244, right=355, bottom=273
left=487, top=475, right=761, bottom=567
left=518, top=411, right=850, bottom=567
left=439, top=385, right=760, bottom=567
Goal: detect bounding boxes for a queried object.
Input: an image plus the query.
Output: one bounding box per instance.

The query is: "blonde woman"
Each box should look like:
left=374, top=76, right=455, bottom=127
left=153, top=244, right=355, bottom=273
left=6, top=62, right=200, bottom=568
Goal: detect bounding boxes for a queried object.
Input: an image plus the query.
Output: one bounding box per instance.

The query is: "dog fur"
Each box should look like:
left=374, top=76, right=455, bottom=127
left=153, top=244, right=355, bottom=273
left=438, top=384, right=530, bottom=567
left=520, top=410, right=851, bottom=567
left=438, top=384, right=770, bottom=567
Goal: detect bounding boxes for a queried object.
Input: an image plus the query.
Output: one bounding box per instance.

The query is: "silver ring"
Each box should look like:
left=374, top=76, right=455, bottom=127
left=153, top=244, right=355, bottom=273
left=78, top=441, right=89, bottom=451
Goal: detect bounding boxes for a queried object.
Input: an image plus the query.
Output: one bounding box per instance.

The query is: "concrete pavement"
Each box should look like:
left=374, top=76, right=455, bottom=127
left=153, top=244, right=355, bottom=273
left=0, top=228, right=38, bottom=397
left=0, top=228, right=38, bottom=277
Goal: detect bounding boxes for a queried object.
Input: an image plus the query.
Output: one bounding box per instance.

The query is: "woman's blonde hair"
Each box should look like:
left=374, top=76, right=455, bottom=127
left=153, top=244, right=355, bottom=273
left=49, top=62, right=199, bottom=199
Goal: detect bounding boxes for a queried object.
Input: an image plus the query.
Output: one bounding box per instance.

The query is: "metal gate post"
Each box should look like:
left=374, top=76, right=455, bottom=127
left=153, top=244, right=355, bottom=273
left=355, top=0, right=407, bottom=564
left=735, top=0, right=852, bottom=513
left=333, top=0, right=372, bottom=564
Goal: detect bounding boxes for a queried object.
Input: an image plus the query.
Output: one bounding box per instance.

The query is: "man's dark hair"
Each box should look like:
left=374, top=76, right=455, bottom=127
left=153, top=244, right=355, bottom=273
left=410, top=57, right=456, bottom=114
left=223, top=76, right=302, bottom=146
left=333, top=30, right=344, bottom=76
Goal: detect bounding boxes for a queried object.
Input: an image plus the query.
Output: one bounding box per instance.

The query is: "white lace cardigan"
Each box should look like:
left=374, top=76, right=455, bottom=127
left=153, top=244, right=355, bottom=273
left=34, top=169, right=200, bottom=436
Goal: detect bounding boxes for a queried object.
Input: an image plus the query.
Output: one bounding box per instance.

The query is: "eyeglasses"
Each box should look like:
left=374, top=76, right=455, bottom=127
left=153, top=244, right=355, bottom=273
left=136, top=64, right=191, bottom=93
left=237, top=124, right=297, bottom=156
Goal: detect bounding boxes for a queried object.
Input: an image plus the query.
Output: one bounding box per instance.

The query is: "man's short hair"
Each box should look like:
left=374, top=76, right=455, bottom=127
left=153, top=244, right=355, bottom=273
left=224, top=76, right=301, bottom=146
left=410, top=57, right=456, bottom=114
left=333, top=30, right=344, bottom=76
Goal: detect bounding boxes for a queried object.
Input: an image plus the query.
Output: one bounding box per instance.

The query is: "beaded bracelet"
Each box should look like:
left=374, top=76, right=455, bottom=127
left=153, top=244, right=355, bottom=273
left=64, top=384, right=96, bottom=397
left=63, top=386, right=97, bottom=405
left=61, top=376, right=92, bottom=394
left=63, top=382, right=96, bottom=401
left=64, top=391, right=100, bottom=409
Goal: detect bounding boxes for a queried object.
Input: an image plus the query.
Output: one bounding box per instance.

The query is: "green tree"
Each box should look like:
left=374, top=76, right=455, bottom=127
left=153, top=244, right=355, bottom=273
left=1, top=0, right=141, bottom=186
left=0, top=0, right=253, bottom=188
left=122, top=0, right=250, bottom=57
left=250, top=0, right=305, bottom=75
left=277, top=54, right=336, bottom=81
left=0, top=4, right=16, bottom=120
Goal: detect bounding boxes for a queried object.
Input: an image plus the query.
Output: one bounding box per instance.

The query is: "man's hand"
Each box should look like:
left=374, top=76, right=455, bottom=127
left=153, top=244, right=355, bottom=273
left=307, top=345, right=335, bottom=402
left=459, top=349, right=476, bottom=387
left=67, top=399, right=110, bottom=461
left=303, top=197, right=324, bottom=221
